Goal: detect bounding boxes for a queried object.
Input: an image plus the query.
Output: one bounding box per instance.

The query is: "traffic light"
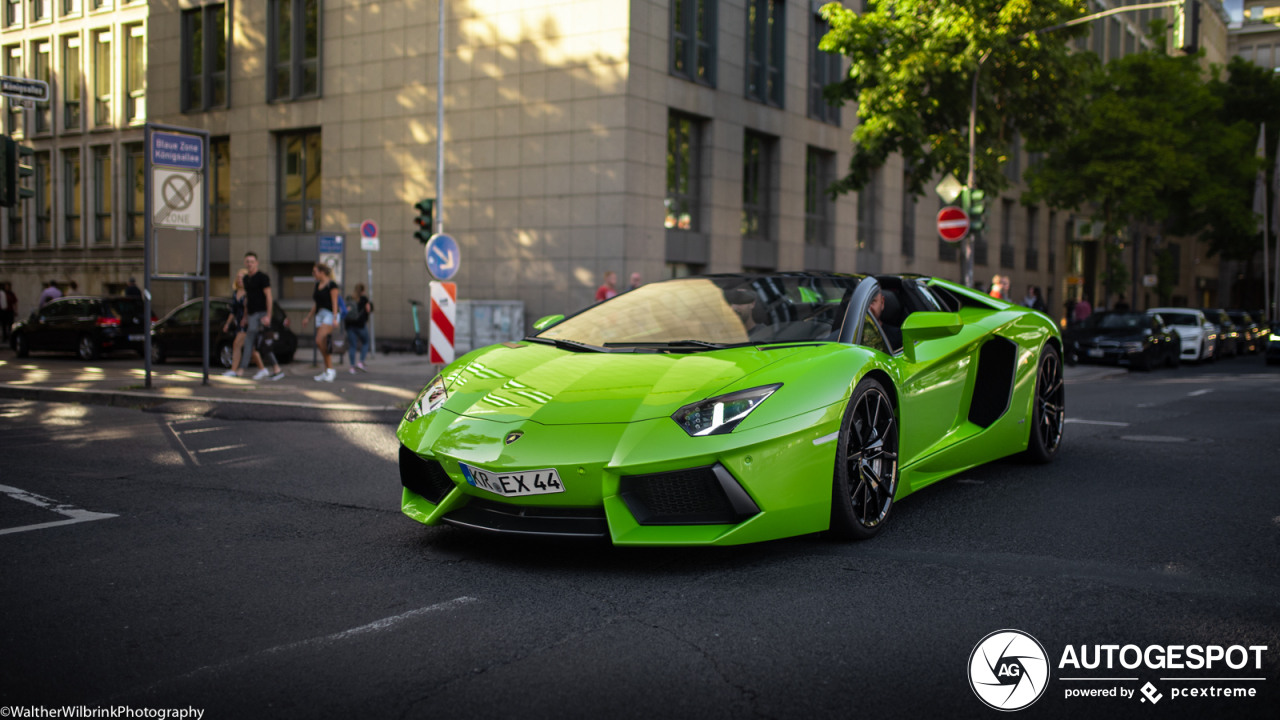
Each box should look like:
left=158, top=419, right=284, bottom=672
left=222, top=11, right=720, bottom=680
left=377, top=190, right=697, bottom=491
left=1174, top=0, right=1200, bottom=54
left=414, top=199, right=434, bottom=243
left=0, top=137, right=34, bottom=208
left=961, top=187, right=988, bottom=233
left=16, top=143, right=34, bottom=202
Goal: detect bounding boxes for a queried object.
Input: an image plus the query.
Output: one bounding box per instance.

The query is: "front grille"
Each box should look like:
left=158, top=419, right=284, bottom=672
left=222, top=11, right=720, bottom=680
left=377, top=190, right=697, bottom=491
left=399, top=445, right=456, bottom=504
left=441, top=498, right=609, bottom=538
left=620, top=464, right=759, bottom=526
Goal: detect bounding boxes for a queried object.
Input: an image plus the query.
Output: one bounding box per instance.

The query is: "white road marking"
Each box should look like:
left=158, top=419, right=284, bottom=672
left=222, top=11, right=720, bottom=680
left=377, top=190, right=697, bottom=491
left=1064, top=418, right=1130, bottom=426
left=0, top=484, right=117, bottom=536
left=177, top=425, right=230, bottom=435
left=163, top=421, right=200, bottom=466
left=1188, top=389, right=1214, bottom=396
left=813, top=431, right=839, bottom=446
left=195, top=444, right=247, bottom=454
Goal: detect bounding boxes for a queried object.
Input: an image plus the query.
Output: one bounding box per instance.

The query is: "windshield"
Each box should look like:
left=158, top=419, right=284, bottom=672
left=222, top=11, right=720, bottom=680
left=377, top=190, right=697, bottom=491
left=1083, top=313, right=1148, bottom=330
left=106, top=298, right=145, bottom=316
left=539, top=276, right=861, bottom=347
left=1227, top=312, right=1251, bottom=324
left=1157, top=312, right=1200, bottom=327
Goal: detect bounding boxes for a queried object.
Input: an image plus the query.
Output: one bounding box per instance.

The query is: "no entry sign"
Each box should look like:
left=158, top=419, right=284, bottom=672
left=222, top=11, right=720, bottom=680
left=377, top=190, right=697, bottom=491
left=937, top=206, right=970, bottom=242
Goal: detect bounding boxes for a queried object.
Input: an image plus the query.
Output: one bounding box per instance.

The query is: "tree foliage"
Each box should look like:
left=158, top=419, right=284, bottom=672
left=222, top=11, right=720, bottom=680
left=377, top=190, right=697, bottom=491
left=819, top=0, right=1092, bottom=196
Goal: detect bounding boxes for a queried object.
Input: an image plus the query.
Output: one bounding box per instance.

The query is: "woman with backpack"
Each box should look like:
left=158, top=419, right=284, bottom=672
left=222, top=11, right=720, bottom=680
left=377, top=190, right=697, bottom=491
left=345, top=284, right=374, bottom=373
left=303, top=263, right=341, bottom=383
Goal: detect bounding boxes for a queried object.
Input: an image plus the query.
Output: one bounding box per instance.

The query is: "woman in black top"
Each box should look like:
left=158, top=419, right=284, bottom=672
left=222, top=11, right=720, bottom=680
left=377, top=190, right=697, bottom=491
left=303, top=263, right=341, bottom=382
left=344, top=284, right=374, bottom=372
left=222, top=268, right=266, bottom=376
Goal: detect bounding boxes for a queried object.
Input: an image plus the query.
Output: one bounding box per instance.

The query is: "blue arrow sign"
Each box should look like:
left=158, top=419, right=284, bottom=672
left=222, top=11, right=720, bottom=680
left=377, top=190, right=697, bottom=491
left=425, top=233, right=460, bottom=281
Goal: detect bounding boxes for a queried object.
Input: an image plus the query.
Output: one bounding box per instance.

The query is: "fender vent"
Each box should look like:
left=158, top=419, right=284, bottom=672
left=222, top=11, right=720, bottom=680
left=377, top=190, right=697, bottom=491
left=968, top=336, right=1018, bottom=428
left=620, top=464, right=760, bottom=526
left=399, top=445, right=456, bottom=504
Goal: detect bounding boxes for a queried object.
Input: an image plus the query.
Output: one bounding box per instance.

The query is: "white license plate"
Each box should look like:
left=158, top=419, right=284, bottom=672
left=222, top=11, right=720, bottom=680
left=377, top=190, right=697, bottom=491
left=1087, top=348, right=1105, bottom=358
left=458, top=462, right=565, bottom=497
left=128, top=334, right=144, bottom=341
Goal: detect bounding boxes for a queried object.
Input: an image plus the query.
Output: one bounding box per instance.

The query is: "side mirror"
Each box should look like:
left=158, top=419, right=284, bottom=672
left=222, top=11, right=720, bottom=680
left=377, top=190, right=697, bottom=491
left=900, top=312, right=963, bottom=363
left=532, top=314, right=564, bottom=331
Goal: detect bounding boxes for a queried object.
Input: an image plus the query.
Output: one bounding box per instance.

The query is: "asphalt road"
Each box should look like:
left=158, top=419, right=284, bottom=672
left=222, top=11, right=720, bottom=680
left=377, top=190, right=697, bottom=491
left=1, top=354, right=1278, bottom=719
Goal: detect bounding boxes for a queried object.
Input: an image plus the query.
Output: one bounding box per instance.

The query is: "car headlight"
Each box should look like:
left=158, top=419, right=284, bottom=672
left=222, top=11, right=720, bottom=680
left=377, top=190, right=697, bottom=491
left=1122, top=342, right=1145, bottom=352
left=1271, top=333, right=1280, bottom=342
left=672, top=384, right=782, bottom=437
left=404, top=375, right=448, bottom=423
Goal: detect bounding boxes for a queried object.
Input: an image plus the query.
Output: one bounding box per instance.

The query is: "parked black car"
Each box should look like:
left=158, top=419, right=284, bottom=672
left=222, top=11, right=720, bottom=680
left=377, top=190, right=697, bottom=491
left=1225, top=310, right=1262, bottom=354
left=1201, top=309, right=1241, bottom=358
left=1064, top=311, right=1180, bottom=370
left=10, top=296, right=150, bottom=360
left=150, top=298, right=297, bottom=367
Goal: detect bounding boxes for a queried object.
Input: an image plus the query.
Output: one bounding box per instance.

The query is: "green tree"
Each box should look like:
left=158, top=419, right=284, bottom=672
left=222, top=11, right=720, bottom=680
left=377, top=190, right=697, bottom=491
left=820, top=0, right=1091, bottom=196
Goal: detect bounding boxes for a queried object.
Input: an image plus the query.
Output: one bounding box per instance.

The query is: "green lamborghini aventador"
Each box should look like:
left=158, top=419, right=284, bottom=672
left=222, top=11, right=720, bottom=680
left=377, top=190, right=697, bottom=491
left=396, top=273, right=1064, bottom=545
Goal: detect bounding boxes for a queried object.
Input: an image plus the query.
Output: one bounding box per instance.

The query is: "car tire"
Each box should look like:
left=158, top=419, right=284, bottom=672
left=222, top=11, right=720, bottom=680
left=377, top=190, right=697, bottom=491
left=13, top=332, right=29, bottom=358
left=151, top=341, right=167, bottom=364
left=1024, top=344, right=1065, bottom=464
left=828, top=376, right=899, bottom=542
left=217, top=342, right=234, bottom=369
left=77, top=335, right=100, bottom=361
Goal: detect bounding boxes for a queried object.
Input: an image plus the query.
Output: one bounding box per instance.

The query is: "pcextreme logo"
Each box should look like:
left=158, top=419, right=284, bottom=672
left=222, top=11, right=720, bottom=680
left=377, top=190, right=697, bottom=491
left=968, top=629, right=1051, bottom=711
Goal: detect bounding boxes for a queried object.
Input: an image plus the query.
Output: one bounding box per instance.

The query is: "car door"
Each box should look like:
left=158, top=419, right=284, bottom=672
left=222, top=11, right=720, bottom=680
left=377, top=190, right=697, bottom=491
left=168, top=302, right=204, bottom=356
left=43, top=299, right=81, bottom=351
left=25, top=300, right=61, bottom=351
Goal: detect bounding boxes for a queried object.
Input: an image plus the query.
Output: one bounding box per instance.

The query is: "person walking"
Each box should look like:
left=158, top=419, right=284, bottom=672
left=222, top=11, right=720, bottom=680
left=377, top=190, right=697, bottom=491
left=1074, top=296, right=1093, bottom=324
left=238, top=252, right=285, bottom=381
left=0, top=282, right=14, bottom=343
left=222, top=269, right=266, bottom=377
left=989, top=275, right=1005, bottom=300
left=595, top=271, right=618, bottom=302
left=124, top=278, right=142, bottom=298
left=629, top=272, right=643, bottom=291
left=303, top=263, right=341, bottom=382
left=39, top=280, right=62, bottom=307
left=67, top=280, right=78, bottom=295
left=344, top=284, right=373, bottom=373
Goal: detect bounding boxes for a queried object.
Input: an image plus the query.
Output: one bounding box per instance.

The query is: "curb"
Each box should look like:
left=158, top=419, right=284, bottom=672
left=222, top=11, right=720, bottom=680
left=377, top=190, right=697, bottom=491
left=0, top=383, right=399, bottom=412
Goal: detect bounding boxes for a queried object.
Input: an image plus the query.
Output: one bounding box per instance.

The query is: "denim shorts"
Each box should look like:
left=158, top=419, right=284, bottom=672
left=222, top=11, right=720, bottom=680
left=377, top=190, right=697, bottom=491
left=316, top=309, right=337, bottom=326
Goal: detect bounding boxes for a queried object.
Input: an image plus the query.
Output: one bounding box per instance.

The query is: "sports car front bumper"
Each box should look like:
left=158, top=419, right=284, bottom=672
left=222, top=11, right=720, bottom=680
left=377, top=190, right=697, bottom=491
left=397, top=403, right=844, bottom=546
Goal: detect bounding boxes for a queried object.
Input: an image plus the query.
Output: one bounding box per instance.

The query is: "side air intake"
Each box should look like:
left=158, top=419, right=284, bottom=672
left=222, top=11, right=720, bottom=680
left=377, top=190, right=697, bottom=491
left=968, top=336, right=1018, bottom=428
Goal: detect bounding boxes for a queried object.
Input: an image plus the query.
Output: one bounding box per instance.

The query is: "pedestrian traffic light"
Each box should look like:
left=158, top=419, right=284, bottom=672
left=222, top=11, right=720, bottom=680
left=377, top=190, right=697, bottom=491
left=414, top=199, right=434, bottom=243
left=0, top=137, right=34, bottom=208
left=1174, top=0, right=1200, bottom=53
left=961, top=187, right=988, bottom=233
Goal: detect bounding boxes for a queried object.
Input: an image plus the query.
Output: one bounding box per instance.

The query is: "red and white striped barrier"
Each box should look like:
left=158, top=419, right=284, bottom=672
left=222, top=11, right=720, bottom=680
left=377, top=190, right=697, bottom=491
left=429, top=281, right=456, bottom=365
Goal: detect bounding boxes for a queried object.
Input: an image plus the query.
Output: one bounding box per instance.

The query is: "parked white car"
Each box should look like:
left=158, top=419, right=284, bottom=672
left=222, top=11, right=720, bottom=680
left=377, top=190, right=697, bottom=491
left=1148, top=308, right=1216, bottom=362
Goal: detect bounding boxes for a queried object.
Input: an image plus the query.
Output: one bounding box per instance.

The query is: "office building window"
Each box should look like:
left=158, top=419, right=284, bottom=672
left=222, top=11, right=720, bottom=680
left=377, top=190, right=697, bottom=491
left=1004, top=133, right=1020, bottom=184
left=1125, top=29, right=1136, bottom=57
left=1092, top=4, right=1104, bottom=58
left=1168, top=242, right=1181, bottom=285
left=857, top=169, right=878, bottom=252
left=34, top=150, right=50, bottom=246
left=63, top=0, right=80, bottom=14
left=212, top=138, right=230, bottom=235
left=6, top=46, right=22, bottom=137
left=741, top=131, right=772, bottom=239
left=183, top=4, right=228, bottom=112
left=1048, top=211, right=1057, bottom=273
left=125, top=142, right=142, bottom=241
left=901, top=170, right=917, bottom=258
left=809, top=11, right=841, bottom=124
left=1109, top=19, right=1121, bottom=61
left=1025, top=205, right=1039, bottom=271
left=32, top=0, right=48, bottom=21
left=92, top=29, right=110, bottom=126
left=670, top=0, right=714, bottom=86
left=92, top=0, right=107, bottom=9
left=5, top=0, right=20, bottom=27
left=804, top=147, right=833, bottom=247
left=745, top=0, right=784, bottom=107
left=278, top=130, right=320, bottom=233
left=268, top=0, right=320, bottom=102
left=5, top=195, right=21, bottom=247
left=938, top=200, right=958, bottom=262
left=63, top=148, right=80, bottom=245
left=665, top=113, right=699, bottom=231
left=125, top=24, right=144, bottom=122
left=93, top=145, right=111, bottom=245
left=33, top=41, right=50, bottom=133
left=1000, top=199, right=1014, bottom=268
left=63, top=35, right=80, bottom=130
left=974, top=229, right=988, bottom=266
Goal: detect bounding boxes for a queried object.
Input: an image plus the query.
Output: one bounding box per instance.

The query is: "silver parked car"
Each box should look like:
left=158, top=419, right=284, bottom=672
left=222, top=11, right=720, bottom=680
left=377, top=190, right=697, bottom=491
left=1148, top=308, right=1216, bottom=363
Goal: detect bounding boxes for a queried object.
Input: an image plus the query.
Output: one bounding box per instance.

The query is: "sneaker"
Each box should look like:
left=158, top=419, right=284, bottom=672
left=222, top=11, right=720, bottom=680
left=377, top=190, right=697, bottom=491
left=252, top=369, right=270, bottom=380
left=349, top=367, right=358, bottom=374
left=314, top=370, right=328, bottom=381
left=355, top=362, right=367, bottom=371
left=270, top=371, right=286, bottom=381
left=323, top=368, right=336, bottom=382
left=221, top=370, right=238, bottom=377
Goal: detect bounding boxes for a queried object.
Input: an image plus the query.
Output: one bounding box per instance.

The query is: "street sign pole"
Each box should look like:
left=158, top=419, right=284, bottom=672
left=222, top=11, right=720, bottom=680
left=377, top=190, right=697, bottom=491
left=143, top=125, right=152, bottom=389
left=367, top=249, right=375, bottom=356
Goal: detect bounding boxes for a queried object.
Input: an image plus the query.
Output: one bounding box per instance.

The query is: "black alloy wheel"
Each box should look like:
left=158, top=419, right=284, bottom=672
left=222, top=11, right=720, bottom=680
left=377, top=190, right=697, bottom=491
left=151, top=341, right=167, bottom=364
left=1024, top=344, right=1065, bottom=464
left=77, top=335, right=99, bottom=361
left=829, top=377, right=899, bottom=541
left=218, top=342, right=234, bottom=369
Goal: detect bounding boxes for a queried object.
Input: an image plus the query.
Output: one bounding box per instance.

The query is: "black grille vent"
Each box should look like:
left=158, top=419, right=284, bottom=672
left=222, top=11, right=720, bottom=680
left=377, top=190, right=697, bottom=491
left=620, top=464, right=759, bottom=526
left=441, top=498, right=609, bottom=538
left=399, top=445, right=456, bottom=504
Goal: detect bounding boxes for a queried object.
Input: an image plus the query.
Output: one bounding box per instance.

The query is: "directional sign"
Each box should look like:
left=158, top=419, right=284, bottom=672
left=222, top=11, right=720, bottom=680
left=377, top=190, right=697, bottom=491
left=0, top=76, right=48, bottom=102
left=360, top=219, right=380, bottom=251
left=425, top=233, right=460, bottom=281
left=152, top=167, right=203, bottom=229
left=936, top=206, right=970, bottom=243
left=152, top=132, right=203, bottom=169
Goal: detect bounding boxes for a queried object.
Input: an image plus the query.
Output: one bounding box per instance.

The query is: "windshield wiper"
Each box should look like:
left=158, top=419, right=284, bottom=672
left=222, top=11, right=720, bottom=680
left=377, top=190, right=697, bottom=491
left=524, top=336, right=608, bottom=353
left=603, top=340, right=733, bottom=350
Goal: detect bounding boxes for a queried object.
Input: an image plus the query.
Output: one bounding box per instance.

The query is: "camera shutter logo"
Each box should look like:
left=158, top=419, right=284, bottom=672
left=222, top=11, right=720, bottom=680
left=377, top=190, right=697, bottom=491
left=968, top=629, right=1050, bottom=711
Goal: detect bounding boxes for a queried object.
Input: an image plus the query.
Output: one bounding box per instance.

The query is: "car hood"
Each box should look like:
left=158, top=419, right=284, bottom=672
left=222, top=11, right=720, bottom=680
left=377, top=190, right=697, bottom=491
left=439, top=342, right=816, bottom=425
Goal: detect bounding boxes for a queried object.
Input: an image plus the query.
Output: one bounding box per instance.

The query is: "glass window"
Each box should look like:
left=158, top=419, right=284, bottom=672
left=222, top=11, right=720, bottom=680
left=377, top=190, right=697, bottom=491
left=270, top=0, right=320, bottom=102
left=901, top=168, right=916, bottom=258
left=1000, top=199, right=1014, bottom=269
left=6, top=46, right=22, bottom=137
left=741, top=131, right=772, bottom=240
left=857, top=169, right=878, bottom=252
left=859, top=313, right=889, bottom=354
left=5, top=193, right=21, bottom=248
left=211, top=137, right=230, bottom=235
left=33, top=41, right=50, bottom=133
left=34, top=150, right=50, bottom=246
left=125, top=24, right=144, bottom=122
left=4, top=0, right=20, bottom=28
left=32, top=0, right=48, bottom=21
left=93, top=145, right=111, bottom=245
left=808, top=11, right=841, bottom=124
left=670, top=0, right=715, bottom=86
left=278, top=130, right=321, bottom=233
left=125, top=141, right=142, bottom=241
left=1025, top=205, right=1039, bottom=271
left=804, top=147, right=832, bottom=247
left=93, top=29, right=110, bottom=126
left=664, top=112, right=698, bottom=231
left=1125, top=29, right=1136, bottom=57
left=745, top=0, right=784, bottom=107
left=182, top=5, right=227, bottom=112
left=1092, top=3, right=1105, bottom=58
left=63, top=0, right=80, bottom=14
left=92, top=0, right=107, bottom=9
left=63, top=148, right=80, bottom=245
left=1048, top=210, right=1057, bottom=273
left=1109, top=18, right=1121, bottom=61
left=63, top=35, right=81, bottom=130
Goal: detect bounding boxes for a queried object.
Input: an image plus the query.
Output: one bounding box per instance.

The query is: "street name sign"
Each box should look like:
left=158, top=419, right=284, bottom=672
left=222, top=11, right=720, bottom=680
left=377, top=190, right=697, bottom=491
left=937, top=206, right=970, bottom=242
left=0, top=76, right=48, bottom=102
